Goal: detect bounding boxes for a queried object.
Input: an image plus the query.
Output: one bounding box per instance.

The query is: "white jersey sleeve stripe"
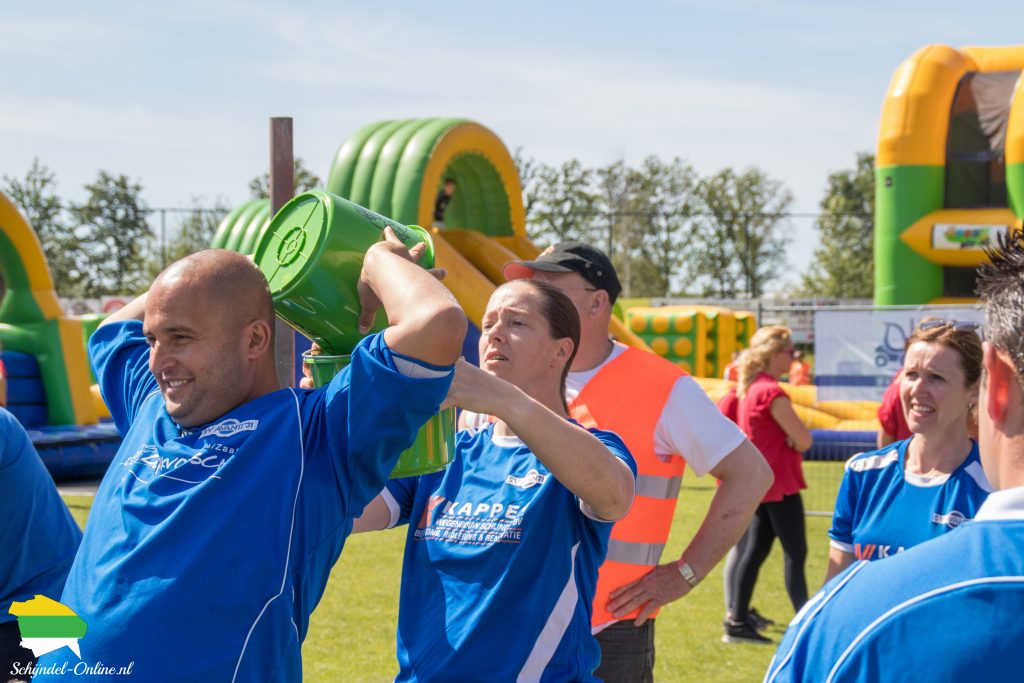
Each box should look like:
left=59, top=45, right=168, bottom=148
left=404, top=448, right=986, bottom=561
left=764, top=562, right=869, bottom=683
left=964, top=460, right=994, bottom=492
left=516, top=542, right=581, bottom=682
left=825, top=576, right=1024, bottom=683
left=381, top=487, right=401, bottom=529
left=392, top=356, right=452, bottom=379
left=846, top=449, right=899, bottom=473
left=829, top=538, right=854, bottom=553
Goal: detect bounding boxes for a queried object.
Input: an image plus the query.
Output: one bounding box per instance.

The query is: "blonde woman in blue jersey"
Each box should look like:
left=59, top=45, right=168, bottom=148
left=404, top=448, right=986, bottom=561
left=354, top=279, right=636, bottom=682
left=824, top=320, right=991, bottom=582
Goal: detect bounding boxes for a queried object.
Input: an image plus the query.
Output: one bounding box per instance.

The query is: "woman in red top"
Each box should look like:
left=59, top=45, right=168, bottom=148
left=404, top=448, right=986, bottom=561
left=723, top=325, right=812, bottom=644
left=877, top=369, right=913, bottom=447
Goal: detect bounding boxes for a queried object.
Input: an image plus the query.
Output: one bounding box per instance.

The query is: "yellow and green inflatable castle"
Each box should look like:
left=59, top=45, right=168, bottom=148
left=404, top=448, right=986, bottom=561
left=876, top=44, right=1024, bottom=305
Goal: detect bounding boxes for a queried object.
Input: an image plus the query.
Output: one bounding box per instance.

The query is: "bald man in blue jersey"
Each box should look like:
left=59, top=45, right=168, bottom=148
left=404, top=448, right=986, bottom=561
left=765, top=236, right=1024, bottom=682
left=35, top=230, right=466, bottom=682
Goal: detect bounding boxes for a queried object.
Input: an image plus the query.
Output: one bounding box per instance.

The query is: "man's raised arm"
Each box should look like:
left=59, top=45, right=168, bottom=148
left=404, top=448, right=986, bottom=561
left=358, top=226, right=467, bottom=367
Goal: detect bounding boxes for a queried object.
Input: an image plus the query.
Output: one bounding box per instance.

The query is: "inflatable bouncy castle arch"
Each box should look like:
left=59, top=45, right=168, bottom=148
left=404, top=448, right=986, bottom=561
left=875, top=45, right=1024, bottom=305
left=324, top=117, right=534, bottom=327
left=0, top=192, right=97, bottom=427
left=213, top=117, right=646, bottom=359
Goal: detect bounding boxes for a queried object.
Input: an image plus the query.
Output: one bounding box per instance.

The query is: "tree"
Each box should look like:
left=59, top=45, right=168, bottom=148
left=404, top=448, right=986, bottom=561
left=248, top=157, right=322, bottom=200
left=167, top=197, right=229, bottom=262
left=594, top=159, right=657, bottom=296
left=628, top=156, right=699, bottom=297
left=70, top=172, right=153, bottom=296
left=595, top=159, right=631, bottom=261
left=1, top=158, right=78, bottom=295
left=529, top=159, right=601, bottom=247
left=144, top=197, right=231, bottom=280
left=801, top=152, right=875, bottom=298
left=513, top=148, right=545, bottom=224
left=517, top=154, right=701, bottom=298
left=694, top=167, right=793, bottom=298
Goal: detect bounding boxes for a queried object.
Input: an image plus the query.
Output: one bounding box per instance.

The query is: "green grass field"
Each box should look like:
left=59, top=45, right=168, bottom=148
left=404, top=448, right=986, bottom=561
left=61, top=461, right=844, bottom=682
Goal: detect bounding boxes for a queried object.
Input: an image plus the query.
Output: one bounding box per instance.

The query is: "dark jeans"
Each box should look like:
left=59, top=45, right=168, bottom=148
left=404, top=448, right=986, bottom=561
left=732, top=493, right=808, bottom=620
left=1, top=620, right=34, bottom=683
left=594, top=619, right=655, bottom=683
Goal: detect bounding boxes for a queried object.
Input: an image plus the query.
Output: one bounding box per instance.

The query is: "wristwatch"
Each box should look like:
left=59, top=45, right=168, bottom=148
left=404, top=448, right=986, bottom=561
left=677, top=560, right=700, bottom=588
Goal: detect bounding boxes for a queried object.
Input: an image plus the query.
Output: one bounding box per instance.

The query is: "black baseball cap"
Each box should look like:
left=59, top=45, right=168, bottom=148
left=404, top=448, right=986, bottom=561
left=503, top=241, right=622, bottom=302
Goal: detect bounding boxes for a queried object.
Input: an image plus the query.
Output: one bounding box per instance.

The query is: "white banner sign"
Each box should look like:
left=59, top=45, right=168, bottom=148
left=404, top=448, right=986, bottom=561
left=814, top=307, right=983, bottom=402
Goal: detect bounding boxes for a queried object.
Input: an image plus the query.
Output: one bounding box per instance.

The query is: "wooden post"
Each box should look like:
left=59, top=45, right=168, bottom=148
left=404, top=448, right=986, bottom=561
left=269, top=117, right=296, bottom=388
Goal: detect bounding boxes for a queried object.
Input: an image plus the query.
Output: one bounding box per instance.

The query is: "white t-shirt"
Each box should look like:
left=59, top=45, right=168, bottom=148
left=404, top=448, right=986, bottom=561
left=463, top=342, right=745, bottom=476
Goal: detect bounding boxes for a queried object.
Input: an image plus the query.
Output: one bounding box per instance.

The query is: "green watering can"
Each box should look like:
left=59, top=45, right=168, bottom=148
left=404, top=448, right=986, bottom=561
left=254, top=190, right=455, bottom=478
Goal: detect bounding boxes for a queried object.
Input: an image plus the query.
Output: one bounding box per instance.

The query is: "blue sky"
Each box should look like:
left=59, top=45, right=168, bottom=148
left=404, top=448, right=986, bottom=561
left=2, top=0, right=1022, bottom=287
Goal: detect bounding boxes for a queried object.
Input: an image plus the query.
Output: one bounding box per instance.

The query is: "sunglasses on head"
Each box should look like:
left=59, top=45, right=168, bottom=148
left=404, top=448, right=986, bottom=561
left=918, top=319, right=981, bottom=332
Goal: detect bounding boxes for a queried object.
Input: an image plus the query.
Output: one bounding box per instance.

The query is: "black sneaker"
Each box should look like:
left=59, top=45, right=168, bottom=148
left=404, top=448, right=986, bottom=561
left=749, top=607, right=775, bottom=632
left=721, top=618, right=773, bottom=644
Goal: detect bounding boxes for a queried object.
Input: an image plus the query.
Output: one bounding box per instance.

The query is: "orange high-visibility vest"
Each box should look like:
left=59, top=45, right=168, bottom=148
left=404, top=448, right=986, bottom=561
left=569, top=346, right=685, bottom=628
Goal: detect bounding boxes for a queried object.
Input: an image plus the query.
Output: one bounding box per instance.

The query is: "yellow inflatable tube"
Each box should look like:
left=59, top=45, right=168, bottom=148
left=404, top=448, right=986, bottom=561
left=435, top=228, right=651, bottom=352
left=90, top=384, right=111, bottom=420
left=693, top=377, right=880, bottom=432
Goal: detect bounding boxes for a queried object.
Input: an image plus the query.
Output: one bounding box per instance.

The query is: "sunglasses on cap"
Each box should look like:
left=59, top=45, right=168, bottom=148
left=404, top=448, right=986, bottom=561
left=918, top=319, right=981, bottom=332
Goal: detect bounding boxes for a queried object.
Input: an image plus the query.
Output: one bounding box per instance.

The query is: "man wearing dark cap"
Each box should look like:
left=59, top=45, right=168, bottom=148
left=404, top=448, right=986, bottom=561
left=493, top=242, right=772, bottom=681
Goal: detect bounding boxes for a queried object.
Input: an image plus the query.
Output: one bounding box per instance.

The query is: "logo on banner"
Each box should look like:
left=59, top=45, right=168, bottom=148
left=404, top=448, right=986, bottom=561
left=813, top=307, right=984, bottom=402
left=932, top=224, right=1007, bottom=251
left=873, top=321, right=909, bottom=369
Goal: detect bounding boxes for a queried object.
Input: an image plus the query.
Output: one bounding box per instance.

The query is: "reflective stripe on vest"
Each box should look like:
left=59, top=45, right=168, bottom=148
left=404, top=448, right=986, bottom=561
left=606, top=539, right=666, bottom=566
left=635, top=473, right=682, bottom=500
left=610, top=497, right=676, bottom=544
left=569, top=345, right=685, bottom=627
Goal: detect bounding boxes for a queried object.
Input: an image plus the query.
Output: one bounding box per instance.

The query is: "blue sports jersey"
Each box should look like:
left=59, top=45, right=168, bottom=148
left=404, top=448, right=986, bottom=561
left=384, top=424, right=636, bottom=682
left=35, top=321, right=452, bottom=682
left=829, top=438, right=991, bottom=561
left=765, top=486, right=1024, bottom=683
left=0, top=408, right=82, bottom=623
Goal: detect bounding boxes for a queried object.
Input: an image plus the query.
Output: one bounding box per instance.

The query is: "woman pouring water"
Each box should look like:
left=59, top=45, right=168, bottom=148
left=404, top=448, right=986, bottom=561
left=353, top=279, right=637, bottom=682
